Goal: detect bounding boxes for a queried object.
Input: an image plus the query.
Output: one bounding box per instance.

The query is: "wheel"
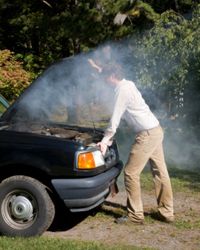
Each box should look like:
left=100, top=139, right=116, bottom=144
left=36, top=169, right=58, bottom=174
left=0, top=175, right=55, bottom=237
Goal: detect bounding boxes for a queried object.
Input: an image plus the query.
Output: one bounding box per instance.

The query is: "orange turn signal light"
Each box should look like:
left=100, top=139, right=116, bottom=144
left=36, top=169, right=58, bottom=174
left=77, top=152, right=96, bottom=169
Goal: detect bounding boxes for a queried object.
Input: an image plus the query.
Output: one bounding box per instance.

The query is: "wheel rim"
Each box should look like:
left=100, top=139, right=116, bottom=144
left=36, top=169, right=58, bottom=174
left=1, top=189, right=38, bottom=230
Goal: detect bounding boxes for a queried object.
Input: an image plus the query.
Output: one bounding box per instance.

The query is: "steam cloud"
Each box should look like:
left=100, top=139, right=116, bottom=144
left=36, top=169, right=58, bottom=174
left=10, top=40, right=199, bottom=170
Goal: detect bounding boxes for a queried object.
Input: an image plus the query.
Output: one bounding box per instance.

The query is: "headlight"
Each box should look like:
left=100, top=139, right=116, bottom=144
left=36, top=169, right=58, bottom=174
left=76, top=150, right=105, bottom=169
left=104, top=148, right=117, bottom=165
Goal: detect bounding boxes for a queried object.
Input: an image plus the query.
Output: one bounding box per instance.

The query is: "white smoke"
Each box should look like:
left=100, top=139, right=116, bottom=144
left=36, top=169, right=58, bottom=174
left=11, top=39, right=200, bottom=169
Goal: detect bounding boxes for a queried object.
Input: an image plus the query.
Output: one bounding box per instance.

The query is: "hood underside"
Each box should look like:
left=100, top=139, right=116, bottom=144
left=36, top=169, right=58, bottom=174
left=1, top=55, right=113, bottom=130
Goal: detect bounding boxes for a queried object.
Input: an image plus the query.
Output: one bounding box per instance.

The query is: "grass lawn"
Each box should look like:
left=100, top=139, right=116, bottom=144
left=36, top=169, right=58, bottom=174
left=0, top=237, right=152, bottom=250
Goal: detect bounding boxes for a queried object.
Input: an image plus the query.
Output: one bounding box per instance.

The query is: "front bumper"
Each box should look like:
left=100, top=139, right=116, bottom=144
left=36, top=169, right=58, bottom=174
left=51, top=161, right=123, bottom=212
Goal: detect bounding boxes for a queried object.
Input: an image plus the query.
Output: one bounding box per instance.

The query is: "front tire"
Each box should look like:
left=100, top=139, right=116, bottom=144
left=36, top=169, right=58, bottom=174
left=0, top=175, right=55, bottom=237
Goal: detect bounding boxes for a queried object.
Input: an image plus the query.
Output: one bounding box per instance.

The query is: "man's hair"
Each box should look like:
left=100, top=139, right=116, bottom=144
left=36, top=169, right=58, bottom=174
left=102, top=64, right=124, bottom=80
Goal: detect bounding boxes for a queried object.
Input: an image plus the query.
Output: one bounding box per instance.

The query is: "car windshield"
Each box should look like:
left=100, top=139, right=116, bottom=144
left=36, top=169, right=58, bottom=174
left=3, top=54, right=114, bottom=129
left=0, top=95, right=9, bottom=117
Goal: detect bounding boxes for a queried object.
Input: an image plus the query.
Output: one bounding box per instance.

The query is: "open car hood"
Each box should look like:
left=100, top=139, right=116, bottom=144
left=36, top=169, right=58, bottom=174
left=1, top=54, right=113, bottom=130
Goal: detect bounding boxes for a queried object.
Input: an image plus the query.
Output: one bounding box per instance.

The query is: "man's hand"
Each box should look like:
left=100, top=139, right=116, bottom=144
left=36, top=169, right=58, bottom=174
left=97, top=142, right=108, bottom=156
left=88, top=59, right=102, bottom=73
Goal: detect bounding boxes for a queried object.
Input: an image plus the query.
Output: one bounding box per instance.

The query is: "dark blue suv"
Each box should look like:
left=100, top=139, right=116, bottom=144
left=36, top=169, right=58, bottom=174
left=0, top=55, right=123, bottom=237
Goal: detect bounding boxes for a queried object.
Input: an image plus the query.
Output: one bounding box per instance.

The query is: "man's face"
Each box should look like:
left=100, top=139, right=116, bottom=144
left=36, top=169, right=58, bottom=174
left=105, top=75, right=112, bottom=85
left=106, top=74, right=117, bottom=86
left=104, top=77, right=110, bottom=87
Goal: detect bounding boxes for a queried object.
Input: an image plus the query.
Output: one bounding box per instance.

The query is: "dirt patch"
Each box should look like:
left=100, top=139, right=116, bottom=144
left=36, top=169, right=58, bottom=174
left=45, top=189, right=200, bottom=250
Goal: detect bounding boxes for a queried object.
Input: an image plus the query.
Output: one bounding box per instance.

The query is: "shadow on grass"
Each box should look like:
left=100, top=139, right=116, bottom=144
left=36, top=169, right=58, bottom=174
left=48, top=200, right=127, bottom=233
left=169, top=167, right=200, bottom=192
left=100, top=200, right=127, bottom=218
left=48, top=202, right=90, bottom=232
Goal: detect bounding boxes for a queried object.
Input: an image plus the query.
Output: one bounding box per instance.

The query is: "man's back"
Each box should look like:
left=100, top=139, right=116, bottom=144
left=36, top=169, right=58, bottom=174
left=114, top=79, right=159, bottom=133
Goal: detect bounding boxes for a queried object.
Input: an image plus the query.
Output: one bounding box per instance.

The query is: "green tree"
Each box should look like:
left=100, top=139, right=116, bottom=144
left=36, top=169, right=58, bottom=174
left=0, top=0, right=119, bottom=71
left=127, top=4, right=200, bottom=126
left=1, top=0, right=195, bottom=73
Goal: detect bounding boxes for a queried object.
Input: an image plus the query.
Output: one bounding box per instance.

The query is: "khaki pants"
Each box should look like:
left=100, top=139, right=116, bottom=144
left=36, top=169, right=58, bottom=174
left=124, top=126, right=174, bottom=222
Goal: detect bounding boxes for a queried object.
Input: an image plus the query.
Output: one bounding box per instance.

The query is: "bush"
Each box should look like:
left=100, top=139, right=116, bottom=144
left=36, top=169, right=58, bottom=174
left=0, top=49, right=32, bottom=101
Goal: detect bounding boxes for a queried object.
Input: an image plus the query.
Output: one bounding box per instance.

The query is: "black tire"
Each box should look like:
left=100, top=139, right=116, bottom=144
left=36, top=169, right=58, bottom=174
left=0, top=175, right=55, bottom=237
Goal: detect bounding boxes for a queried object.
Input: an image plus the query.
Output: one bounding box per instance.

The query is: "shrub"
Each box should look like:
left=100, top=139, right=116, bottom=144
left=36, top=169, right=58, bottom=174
left=0, top=49, right=32, bottom=101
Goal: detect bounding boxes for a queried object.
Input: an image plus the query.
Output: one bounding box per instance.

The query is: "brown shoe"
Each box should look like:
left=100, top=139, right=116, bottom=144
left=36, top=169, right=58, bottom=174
left=163, top=216, right=174, bottom=223
left=152, top=212, right=174, bottom=223
left=115, top=216, right=144, bottom=225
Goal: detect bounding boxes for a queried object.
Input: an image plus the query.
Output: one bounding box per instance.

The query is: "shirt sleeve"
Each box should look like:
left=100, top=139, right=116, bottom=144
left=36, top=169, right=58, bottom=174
left=101, top=86, right=128, bottom=145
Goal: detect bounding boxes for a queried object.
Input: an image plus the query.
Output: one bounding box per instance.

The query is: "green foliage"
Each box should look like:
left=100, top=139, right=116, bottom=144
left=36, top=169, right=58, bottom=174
left=127, top=4, right=200, bottom=126
left=142, top=0, right=196, bottom=13
left=128, top=1, right=160, bottom=22
left=0, top=0, right=120, bottom=69
left=1, top=0, right=184, bottom=72
left=0, top=50, right=32, bottom=101
left=0, top=0, right=196, bottom=69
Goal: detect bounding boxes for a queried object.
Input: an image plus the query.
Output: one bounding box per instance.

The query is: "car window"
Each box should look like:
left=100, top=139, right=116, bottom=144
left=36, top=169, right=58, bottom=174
left=0, top=95, right=9, bottom=117
left=0, top=102, right=7, bottom=117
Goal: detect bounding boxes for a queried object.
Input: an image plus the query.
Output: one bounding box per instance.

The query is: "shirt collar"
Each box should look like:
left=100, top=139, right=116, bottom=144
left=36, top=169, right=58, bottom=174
left=115, top=79, right=127, bottom=91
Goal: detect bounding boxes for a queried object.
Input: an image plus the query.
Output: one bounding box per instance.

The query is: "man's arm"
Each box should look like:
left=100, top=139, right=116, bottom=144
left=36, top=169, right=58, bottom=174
left=88, top=58, right=102, bottom=72
left=98, top=87, right=128, bottom=154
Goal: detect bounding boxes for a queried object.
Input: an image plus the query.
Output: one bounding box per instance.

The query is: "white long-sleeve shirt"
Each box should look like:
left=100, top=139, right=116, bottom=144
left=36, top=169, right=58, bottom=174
left=102, top=79, right=159, bottom=145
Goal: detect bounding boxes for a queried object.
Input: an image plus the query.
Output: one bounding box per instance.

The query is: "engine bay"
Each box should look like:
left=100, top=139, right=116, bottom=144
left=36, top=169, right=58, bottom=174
left=1, top=122, right=101, bottom=146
